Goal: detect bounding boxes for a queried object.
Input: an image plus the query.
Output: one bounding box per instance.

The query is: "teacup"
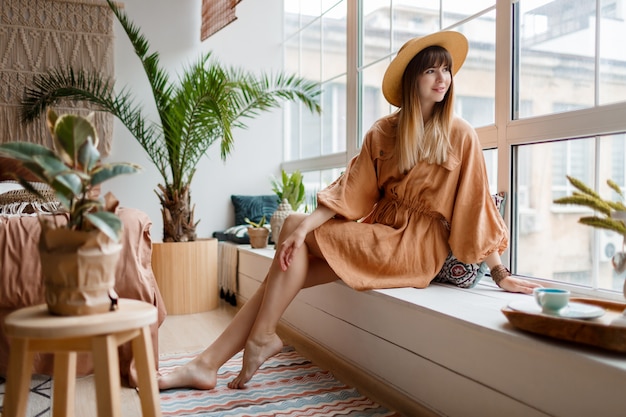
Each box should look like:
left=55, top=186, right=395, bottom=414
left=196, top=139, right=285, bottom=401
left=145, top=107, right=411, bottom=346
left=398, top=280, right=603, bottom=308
left=533, top=288, right=570, bottom=314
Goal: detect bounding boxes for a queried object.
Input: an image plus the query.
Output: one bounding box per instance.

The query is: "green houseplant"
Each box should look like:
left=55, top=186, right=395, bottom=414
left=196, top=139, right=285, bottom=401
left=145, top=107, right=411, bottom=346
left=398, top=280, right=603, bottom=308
left=19, top=0, right=322, bottom=243
left=269, top=169, right=305, bottom=245
left=271, top=169, right=306, bottom=212
left=0, top=109, right=140, bottom=315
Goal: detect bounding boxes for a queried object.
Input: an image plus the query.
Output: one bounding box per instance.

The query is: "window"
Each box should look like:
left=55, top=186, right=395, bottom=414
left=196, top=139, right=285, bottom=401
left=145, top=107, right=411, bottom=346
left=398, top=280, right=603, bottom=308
left=283, top=0, right=626, bottom=297
left=511, top=0, right=626, bottom=295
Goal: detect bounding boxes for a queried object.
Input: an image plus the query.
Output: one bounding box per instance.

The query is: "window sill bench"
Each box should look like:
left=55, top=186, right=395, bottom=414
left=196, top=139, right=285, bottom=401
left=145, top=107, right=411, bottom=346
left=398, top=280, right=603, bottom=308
left=236, top=245, right=626, bottom=417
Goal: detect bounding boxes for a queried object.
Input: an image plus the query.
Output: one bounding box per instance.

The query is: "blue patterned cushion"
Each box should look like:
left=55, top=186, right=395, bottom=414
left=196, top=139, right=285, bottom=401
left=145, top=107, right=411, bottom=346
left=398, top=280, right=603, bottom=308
left=231, top=195, right=279, bottom=226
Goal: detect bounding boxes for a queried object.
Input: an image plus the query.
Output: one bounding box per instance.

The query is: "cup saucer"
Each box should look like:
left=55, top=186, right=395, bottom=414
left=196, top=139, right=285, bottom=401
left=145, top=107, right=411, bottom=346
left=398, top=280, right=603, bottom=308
left=508, top=299, right=605, bottom=319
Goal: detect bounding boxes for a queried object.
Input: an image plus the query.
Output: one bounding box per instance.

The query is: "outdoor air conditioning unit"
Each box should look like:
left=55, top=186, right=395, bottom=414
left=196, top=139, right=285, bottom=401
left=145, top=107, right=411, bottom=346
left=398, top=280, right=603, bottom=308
left=599, top=229, right=624, bottom=262
left=519, top=210, right=540, bottom=235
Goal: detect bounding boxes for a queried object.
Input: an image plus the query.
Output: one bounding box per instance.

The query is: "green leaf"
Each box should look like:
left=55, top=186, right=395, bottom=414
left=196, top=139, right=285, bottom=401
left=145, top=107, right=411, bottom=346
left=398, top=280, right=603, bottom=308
left=78, top=137, right=101, bottom=172
left=0, top=142, right=57, bottom=162
left=53, top=114, right=97, bottom=164
left=86, top=211, right=123, bottom=242
left=91, top=163, right=141, bottom=186
left=32, top=154, right=83, bottom=197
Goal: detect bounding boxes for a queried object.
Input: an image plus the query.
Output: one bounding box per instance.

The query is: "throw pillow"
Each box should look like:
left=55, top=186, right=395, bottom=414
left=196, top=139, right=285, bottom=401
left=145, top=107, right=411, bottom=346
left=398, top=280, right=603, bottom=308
left=231, top=195, right=279, bottom=226
left=433, top=252, right=489, bottom=288
left=0, top=181, right=62, bottom=216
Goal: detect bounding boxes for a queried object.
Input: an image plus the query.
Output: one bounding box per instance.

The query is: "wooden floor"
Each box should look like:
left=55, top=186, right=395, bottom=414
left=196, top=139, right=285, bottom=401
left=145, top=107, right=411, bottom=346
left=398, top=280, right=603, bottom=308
left=74, top=300, right=238, bottom=417
left=70, top=299, right=421, bottom=417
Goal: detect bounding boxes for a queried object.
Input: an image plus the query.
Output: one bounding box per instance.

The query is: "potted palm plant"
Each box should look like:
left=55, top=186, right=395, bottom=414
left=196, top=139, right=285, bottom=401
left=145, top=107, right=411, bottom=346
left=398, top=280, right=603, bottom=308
left=0, top=109, right=140, bottom=315
left=19, top=0, right=321, bottom=243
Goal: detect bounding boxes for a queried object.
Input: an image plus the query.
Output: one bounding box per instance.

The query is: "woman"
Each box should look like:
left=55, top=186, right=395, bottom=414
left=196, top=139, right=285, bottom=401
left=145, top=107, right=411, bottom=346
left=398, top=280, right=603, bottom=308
left=158, top=30, right=540, bottom=391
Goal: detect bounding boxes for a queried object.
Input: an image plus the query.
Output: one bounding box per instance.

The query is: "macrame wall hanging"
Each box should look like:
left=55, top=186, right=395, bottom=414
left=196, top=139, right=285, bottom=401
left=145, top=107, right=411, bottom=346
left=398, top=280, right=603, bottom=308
left=0, top=0, right=115, bottom=156
left=201, top=0, right=242, bottom=41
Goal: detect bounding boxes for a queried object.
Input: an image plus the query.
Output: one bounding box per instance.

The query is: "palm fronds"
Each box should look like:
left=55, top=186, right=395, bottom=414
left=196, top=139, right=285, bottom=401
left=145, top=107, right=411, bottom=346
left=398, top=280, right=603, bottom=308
left=554, top=175, right=626, bottom=235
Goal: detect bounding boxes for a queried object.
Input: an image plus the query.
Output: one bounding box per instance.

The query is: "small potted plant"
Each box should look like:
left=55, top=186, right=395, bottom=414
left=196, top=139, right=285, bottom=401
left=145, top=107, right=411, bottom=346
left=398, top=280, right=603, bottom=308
left=0, top=109, right=140, bottom=315
left=271, top=169, right=306, bottom=212
left=270, top=170, right=305, bottom=245
left=245, top=215, right=270, bottom=249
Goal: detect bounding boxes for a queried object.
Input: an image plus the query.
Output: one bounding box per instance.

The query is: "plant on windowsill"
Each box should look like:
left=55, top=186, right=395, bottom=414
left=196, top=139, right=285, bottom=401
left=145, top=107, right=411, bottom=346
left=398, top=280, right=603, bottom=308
left=269, top=169, right=305, bottom=244
left=553, top=175, right=626, bottom=273
left=0, top=109, right=140, bottom=315
left=245, top=215, right=269, bottom=249
left=271, top=169, right=306, bottom=212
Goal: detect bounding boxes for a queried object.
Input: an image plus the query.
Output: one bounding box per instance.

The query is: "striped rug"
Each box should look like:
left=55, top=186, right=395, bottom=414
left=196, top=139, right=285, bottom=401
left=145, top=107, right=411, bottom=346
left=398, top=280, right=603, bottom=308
left=159, top=346, right=400, bottom=416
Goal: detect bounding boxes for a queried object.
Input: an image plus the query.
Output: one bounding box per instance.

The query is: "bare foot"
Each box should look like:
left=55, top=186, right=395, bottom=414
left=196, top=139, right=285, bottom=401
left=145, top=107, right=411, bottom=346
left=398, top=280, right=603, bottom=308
left=158, top=357, right=218, bottom=391
left=228, top=334, right=283, bottom=389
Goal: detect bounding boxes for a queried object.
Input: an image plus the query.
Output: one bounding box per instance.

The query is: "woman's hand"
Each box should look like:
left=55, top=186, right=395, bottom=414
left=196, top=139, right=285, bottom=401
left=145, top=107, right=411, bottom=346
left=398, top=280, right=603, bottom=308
left=278, top=205, right=337, bottom=271
left=498, top=275, right=542, bottom=294
left=278, top=226, right=308, bottom=271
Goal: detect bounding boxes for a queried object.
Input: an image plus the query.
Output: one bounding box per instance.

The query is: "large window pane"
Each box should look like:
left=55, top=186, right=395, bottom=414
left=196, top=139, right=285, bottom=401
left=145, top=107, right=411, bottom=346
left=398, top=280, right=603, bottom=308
left=599, top=0, right=626, bottom=106
left=392, top=1, right=441, bottom=49
left=514, top=135, right=626, bottom=291
left=284, top=1, right=347, bottom=161
left=360, top=59, right=391, bottom=146
left=284, top=0, right=321, bottom=37
left=322, top=1, right=347, bottom=80
left=517, top=0, right=596, bottom=118
left=362, top=0, right=391, bottom=67
left=443, top=0, right=495, bottom=25
left=300, top=19, right=322, bottom=82
left=322, top=77, right=347, bottom=154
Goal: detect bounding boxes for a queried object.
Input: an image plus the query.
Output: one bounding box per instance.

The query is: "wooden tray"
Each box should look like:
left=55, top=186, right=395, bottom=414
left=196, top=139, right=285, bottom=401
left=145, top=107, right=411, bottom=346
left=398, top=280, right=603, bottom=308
left=501, top=297, right=626, bottom=353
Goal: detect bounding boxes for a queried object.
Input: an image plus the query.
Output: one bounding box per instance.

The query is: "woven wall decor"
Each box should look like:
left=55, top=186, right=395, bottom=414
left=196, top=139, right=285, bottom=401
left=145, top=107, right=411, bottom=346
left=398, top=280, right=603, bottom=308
left=201, top=0, right=242, bottom=41
left=0, top=0, right=115, bottom=156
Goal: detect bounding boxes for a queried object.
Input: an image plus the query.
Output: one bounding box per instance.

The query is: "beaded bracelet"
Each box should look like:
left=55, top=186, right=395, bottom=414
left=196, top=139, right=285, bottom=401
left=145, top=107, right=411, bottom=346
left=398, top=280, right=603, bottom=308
left=490, top=264, right=511, bottom=287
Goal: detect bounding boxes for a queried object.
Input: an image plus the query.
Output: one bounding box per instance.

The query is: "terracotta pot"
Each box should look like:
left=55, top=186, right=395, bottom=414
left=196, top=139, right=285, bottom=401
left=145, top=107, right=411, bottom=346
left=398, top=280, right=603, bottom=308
left=38, top=224, right=122, bottom=316
left=248, top=227, right=270, bottom=249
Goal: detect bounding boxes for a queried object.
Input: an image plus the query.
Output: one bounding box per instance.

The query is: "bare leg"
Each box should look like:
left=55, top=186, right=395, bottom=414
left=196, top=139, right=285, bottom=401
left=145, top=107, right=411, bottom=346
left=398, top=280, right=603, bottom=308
left=227, top=216, right=337, bottom=389
left=158, top=215, right=337, bottom=390
left=157, top=279, right=267, bottom=390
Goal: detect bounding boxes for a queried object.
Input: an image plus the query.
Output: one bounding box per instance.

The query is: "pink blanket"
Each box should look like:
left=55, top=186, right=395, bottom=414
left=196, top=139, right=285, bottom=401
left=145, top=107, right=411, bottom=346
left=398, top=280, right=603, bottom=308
left=0, top=207, right=167, bottom=381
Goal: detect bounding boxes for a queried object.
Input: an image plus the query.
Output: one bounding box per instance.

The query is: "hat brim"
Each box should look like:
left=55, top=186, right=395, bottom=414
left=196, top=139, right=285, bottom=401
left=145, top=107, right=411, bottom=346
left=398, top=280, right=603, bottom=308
left=382, top=31, right=468, bottom=107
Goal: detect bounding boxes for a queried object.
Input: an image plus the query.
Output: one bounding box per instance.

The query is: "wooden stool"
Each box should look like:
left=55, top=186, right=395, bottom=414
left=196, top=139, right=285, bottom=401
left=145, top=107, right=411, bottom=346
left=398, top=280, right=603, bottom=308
left=2, top=298, right=162, bottom=417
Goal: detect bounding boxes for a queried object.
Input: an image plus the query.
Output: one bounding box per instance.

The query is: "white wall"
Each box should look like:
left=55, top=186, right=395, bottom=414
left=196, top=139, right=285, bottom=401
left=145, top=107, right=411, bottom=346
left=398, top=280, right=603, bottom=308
left=103, top=0, right=285, bottom=241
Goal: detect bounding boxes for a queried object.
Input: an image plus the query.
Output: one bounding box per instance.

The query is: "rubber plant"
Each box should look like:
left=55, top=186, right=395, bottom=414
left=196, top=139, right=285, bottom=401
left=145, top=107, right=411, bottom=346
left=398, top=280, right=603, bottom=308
left=0, top=109, right=140, bottom=315
left=19, top=0, right=321, bottom=242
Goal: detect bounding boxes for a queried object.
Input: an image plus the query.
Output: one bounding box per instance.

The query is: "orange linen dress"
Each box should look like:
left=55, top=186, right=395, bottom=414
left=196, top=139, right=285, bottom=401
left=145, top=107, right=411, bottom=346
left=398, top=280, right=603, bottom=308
left=315, top=114, right=508, bottom=290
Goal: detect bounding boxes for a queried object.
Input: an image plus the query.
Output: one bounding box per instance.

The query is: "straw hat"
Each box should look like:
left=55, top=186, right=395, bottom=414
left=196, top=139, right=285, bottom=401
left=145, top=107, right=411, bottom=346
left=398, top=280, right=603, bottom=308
left=382, top=31, right=468, bottom=107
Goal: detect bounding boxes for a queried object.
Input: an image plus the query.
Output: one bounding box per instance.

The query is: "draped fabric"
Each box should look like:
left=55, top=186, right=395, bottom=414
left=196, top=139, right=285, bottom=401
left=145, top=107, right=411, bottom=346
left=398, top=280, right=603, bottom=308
left=0, top=0, right=114, bottom=155
left=201, top=0, right=242, bottom=40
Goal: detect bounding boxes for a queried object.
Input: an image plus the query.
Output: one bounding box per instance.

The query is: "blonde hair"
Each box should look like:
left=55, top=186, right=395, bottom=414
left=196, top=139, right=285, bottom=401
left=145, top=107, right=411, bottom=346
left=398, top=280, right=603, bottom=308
left=396, top=46, right=455, bottom=172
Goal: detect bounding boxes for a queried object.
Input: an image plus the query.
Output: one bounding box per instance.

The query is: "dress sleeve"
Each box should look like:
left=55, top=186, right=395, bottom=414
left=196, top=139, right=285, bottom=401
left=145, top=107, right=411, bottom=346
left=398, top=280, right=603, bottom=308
left=448, top=124, right=508, bottom=264
left=316, top=131, right=381, bottom=221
